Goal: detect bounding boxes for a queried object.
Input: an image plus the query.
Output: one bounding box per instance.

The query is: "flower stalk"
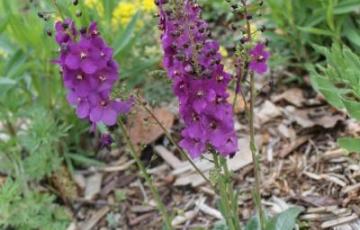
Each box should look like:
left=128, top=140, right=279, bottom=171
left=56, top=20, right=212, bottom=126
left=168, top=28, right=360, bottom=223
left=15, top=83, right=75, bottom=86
left=118, top=119, right=173, bottom=230
left=136, top=97, right=214, bottom=188
left=241, top=0, right=265, bottom=228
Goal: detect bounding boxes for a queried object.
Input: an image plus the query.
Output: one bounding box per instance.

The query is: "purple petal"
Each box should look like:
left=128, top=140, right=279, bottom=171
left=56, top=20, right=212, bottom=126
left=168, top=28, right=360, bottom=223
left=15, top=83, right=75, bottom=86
left=66, top=91, right=78, bottom=105
left=102, top=108, right=118, bottom=126
left=76, top=102, right=90, bottom=118
left=81, top=59, right=97, bottom=74
left=65, top=54, right=80, bottom=70
left=112, top=98, right=133, bottom=114
left=90, top=106, right=103, bottom=122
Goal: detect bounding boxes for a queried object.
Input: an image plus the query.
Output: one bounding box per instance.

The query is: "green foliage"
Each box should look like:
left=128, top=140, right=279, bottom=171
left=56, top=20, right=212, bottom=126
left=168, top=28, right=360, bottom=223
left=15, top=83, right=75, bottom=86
left=0, top=179, right=70, bottom=230
left=265, top=207, right=303, bottom=230
left=309, top=44, right=360, bottom=117
left=338, top=137, right=360, bottom=153
left=309, top=44, right=360, bottom=152
left=245, top=207, right=303, bottom=230
left=265, top=0, right=360, bottom=66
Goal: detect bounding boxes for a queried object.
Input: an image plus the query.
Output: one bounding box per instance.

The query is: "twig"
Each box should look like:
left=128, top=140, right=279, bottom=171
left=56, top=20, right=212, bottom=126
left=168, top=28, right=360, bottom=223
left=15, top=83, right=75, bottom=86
left=118, top=119, right=173, bottom=230
left=241, top=0, right=265, bottom=228
left=136, top=96, right=214, bottom=188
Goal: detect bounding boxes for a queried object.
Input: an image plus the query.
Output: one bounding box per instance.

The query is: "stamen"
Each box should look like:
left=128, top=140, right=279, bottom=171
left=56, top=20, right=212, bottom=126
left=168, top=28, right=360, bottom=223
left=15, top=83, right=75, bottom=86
left=80, top=52, right=86, bottom=59
left=99, top=75, right=106, bottom=81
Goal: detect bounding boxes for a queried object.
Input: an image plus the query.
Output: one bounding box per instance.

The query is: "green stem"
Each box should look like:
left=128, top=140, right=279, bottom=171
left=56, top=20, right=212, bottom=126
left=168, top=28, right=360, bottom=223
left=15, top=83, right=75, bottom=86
left=137, top=98, right=214, bottom=188
left=249, top=72, right=265, bottom=229
left=220, top=157, right=241, bottom=230
left=51, top=0, right=65, bottom=20
left=212, top=152, right=236, bottom=230
left=240, top=0, right=265, bottom=228
left=118, top=120, right=173, bottom=230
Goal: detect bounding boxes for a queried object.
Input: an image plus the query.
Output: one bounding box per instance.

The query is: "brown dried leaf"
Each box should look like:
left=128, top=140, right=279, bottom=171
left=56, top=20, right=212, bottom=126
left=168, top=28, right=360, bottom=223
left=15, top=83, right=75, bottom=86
left=227, top=90, right=246, bottom=113
left=273, top=88, right=305, bottom=107
left=128, top=105, right=175, bottom=146
left=285, top=106, right=345, bottom=128
left=255, top=100, right=282, bottom=124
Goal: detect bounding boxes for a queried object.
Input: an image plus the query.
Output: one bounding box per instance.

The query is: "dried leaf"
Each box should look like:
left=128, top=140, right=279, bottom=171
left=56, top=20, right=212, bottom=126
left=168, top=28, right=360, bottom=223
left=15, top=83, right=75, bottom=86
left=228, top=90, right=246, bottom=113
left=273, top=88, right=305, bottom=107
left=128, top=105, right=175, bottom=146
left=84, top=173, right=102, bottom=200
left=255, top=100, right=282, bottom=124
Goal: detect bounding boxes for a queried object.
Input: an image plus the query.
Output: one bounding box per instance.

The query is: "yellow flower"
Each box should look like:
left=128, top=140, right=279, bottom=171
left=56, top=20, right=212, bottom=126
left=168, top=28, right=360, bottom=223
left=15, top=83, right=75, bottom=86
left=112, top=2, right=137, bottom=27
left=250, top=23, right=261, bottom=41
left=219, top=46, right=228, bottom=57
left=111, top=0, right=155, bottom=29
left=84, top=0, right=104, bottom=16
left=140, top=0, right=156, bottom=12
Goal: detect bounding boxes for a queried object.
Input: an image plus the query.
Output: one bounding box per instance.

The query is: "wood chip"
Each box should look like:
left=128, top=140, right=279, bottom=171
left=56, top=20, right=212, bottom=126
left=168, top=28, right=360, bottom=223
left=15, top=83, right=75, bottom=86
left=171, top=210, right=198, bottom=226
left=255, top=100, right=282, bottom=124
left=279, top=136, right=309, bottom=158
left=173, top=138, right=254, bottom=187
left=342, top=183, right=360, bottom=194
left=84, top=173, right=102, bottom=200
left=80, top=206, right=110, bottom=230
left=100, top=160, right=135, bottom=172
left=196, top=200, right=223, bottom=220
left=321, top=213, right=358, bottom=229
left=154, top=145, right=184, bottom=169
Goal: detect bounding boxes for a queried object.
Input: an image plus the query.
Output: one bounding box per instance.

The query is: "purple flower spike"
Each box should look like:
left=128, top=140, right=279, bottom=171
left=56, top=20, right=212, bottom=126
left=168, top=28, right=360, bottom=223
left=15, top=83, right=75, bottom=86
left=157, top=0, right=238, bottom=158
left=249, top=43, right=270, bottom=74
left=55, top=19, right=132, bottom=129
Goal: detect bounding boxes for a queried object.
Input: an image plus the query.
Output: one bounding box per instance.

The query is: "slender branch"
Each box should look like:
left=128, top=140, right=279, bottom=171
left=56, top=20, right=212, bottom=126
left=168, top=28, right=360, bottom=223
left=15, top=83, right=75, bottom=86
left=220, top=156, right=241, bottom=230
left=212, top=152, right=236, bottom=230
left=135, top=97, right=214, bottom=188
left=241, top=0, right=265, bottom=229
left=118, top=120, right=173, bottom=230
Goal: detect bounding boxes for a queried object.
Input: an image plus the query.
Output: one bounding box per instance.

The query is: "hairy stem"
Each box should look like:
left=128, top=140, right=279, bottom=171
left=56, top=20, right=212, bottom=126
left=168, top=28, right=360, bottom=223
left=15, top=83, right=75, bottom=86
left=212, top=153, right=236, bottom=230
left=136, top=97, right=214, bottom=188
left=118, top=120, right=173, bottom=230
left=241, top=0, right=265, bottom=228
left=220, top=157, right=241, bottom=230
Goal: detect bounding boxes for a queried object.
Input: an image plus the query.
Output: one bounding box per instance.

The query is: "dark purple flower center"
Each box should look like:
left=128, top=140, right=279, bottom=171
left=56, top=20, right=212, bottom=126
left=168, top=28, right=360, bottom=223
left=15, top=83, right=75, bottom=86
left=257, top=55, right=264, bottom=62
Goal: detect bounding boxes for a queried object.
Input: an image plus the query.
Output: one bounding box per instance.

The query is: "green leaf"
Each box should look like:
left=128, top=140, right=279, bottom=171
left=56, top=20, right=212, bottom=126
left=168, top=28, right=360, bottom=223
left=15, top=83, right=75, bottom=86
left=326, top=0, right=335, bottom=31
left=297, top=26, right=335, bottom=37
left=113, top=12, right=140, bottom=56
left=267, top=207, right=303, bottom=230
left=334, top=0, right=360, bottom=14
left=0, top=15, right=9, bottom=33
left=103, top=0, right=115, bottom=24
left=342, top=98, right=360, bottom=121
left=0, top=78, right=16, bottom=86
left=245, top=215, right=260, bottom=230
left=65, top=153, right=105, bottom=167
left=338, top=137, right=360, bottom=153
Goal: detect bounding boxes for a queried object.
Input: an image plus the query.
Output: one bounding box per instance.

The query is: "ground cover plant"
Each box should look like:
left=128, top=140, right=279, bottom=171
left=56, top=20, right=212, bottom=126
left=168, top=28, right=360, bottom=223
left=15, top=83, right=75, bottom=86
left=0, top=0, right=360, bottom=229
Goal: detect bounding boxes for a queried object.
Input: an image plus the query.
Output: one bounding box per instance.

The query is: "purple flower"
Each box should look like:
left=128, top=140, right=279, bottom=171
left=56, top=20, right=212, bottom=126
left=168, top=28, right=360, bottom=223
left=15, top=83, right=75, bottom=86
left=157, top=0, right=238, bottom=158
left=100, top=133, right=113, bottom=150
left=55, top=20, right=132, bottom=129
left=249, top=43, right=270, bottom=74
left=89, top=95, right=132, bottom=126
